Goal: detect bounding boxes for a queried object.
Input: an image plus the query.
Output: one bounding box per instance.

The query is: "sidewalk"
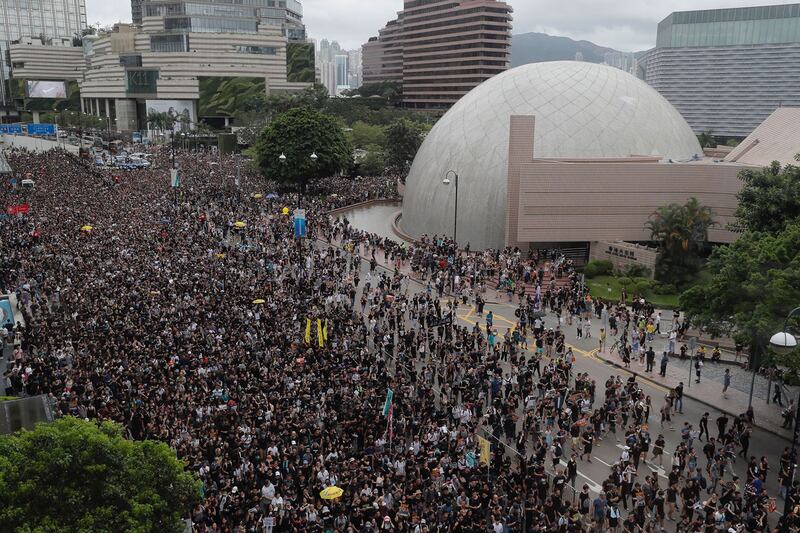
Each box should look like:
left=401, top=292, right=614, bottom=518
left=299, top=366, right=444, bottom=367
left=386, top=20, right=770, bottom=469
left=596, top=349, right=793, bottom=441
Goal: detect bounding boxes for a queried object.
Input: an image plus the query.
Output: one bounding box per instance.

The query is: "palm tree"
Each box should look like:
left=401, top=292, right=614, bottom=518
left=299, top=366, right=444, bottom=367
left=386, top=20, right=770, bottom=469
left=646, top=197, right=715, bottom=284
left=147, top=111, right=167, bottom=133
left=697, top=130, right=715, bottom=149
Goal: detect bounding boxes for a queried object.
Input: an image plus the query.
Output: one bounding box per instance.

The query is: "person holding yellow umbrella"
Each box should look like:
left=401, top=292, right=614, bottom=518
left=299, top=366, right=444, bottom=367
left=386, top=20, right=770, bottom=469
left=80, top=225, right=93, bottom=232
left=252, top=299, right=265, bottom=305
left=319, top=486, right=343, bottom=500
left=234, top=221, right=246, bottom=229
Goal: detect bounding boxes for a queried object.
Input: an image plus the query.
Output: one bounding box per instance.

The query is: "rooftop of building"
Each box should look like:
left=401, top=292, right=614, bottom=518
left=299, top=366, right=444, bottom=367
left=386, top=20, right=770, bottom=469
left=724, top=107, right=800, bottom=167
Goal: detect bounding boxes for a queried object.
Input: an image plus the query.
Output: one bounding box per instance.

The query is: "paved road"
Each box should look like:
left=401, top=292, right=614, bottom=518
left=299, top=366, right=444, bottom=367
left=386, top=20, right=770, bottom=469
left=316, top=239, right=789, bottom=528
left=459, top=296, right=791, bottom=511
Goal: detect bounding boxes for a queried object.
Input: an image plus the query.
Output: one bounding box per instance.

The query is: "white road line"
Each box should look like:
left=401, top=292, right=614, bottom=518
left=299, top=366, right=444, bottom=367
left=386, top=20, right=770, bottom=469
left=559, top=459, right=604, bottom=494
left=595, top=457, right=613, bottom=467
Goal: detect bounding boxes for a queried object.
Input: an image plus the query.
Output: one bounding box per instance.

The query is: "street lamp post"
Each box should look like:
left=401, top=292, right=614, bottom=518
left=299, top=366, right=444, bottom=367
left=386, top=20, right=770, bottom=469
left=442, top=170, right=459, bottom=244
left=771, top=307, right=800, bottom=516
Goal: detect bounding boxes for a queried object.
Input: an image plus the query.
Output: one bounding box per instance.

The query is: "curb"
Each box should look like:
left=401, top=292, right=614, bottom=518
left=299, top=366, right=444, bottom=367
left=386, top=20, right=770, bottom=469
left=595, top=353, right=792, bottom=443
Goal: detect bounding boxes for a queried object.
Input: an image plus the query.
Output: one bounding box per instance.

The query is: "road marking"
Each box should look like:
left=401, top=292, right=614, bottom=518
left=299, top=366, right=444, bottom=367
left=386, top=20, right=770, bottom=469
left=594, top=457, right=612, bottom=467
left=559, top=459, right=604, bottom=494
left=644, top=461, right=669, bottom=479
left=614, top=445, right=669, bottom=478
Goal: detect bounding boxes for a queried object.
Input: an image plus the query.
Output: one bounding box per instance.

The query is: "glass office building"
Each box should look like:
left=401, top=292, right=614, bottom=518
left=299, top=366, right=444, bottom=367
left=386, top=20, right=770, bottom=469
left=640, top=3, right=800, bottom=137
left=134, top=0, right=305, bottom=40
left=657, top=4, right=800, bottom=47
left=0, top=0, right=87, bottom=108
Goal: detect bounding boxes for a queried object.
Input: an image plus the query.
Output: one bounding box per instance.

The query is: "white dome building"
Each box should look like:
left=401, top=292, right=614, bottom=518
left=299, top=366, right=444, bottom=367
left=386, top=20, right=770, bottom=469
left=401, top=61, right=704, bottom=250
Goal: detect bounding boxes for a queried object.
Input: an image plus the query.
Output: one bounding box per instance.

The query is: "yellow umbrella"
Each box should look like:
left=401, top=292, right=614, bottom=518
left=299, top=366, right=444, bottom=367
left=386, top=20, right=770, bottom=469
left=281, top=207, right=290, bottom=215
left=234, top=221, right=246, bottom=229
left=215, top=253, right=226, bottom=259
left=320, top=486, right=343, bottom=500
left=252, top=193, right=264, bottom=199
left=80, top=225, right=93, bottom=232
left=252, top=299, right=265, bottom=305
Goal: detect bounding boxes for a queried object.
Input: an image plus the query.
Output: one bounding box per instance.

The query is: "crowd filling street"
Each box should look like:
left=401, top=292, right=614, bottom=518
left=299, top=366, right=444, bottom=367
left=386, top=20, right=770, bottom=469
left=1, top=146, right=798, bottom=532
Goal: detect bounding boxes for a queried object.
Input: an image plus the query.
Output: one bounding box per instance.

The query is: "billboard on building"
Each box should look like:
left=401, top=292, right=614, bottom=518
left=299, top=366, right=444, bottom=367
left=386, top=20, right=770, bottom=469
left=26, top=80, right=67, bottom=99
left=198, top=77, right=265, bottom=118
left=145, top=100, right=196, bottom=132
left=287, top=42, right=315, bottom=83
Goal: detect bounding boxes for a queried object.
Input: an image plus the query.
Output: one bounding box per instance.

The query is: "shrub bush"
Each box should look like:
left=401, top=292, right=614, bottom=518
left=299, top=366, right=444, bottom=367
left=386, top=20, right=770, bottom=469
left=633, top=279, right=652, bottom=295
left=623, top=264, right=651, bottom=279
left=584, top=260, right=613, bottom=279
left=617, top=276, right=633, bottom=288
left=652, top=282, right=678, bottom=295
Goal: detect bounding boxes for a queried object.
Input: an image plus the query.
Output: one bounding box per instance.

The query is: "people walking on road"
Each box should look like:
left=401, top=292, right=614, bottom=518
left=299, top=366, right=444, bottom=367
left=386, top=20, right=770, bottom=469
left=699, top=412, right=710, bottom=442
left=659, top=351, right=669, bottom=377
left=645, top=346, right=655, bottom=372
left=723, top=368, right=731, bottom=398
left=783, top=399, right=796, bottom=429
left=674, top=383, right=684, bottom=414
left=717, top=413, right=730, bottom=439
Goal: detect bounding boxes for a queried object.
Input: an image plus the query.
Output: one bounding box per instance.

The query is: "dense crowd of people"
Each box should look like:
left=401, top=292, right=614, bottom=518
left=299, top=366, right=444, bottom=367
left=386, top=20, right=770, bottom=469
left=1, top=146, right=796, bottom=532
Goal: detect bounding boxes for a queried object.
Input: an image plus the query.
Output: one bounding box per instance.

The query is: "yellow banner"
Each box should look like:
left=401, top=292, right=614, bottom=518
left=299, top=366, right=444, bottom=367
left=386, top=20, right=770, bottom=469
left=317, top=319, right=324, bottom=347
left=305, top=318, right=311, bottom=344
left=478, top=436, right=490, bottom=465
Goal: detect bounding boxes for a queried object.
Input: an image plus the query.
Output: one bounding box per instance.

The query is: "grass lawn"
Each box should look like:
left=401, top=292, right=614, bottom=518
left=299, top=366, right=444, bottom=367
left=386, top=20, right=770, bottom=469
left=585, top=275, right=681, bottom=309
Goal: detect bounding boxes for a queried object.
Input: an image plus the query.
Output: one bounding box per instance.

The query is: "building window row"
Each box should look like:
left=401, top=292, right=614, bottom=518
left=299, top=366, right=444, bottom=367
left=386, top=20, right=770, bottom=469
left=404, top=23, right=510, bottom=41
left=150, top=34, right=189, bottom=52
left=234, top=45, right=277, bottom=55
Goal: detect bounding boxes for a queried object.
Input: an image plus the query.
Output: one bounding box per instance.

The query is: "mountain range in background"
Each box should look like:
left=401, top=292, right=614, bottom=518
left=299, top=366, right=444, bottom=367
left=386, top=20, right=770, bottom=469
left=511, top=31, right=643, bottom=67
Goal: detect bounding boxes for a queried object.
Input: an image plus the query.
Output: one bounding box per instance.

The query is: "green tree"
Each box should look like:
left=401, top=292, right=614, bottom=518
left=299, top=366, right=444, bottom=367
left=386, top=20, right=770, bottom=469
left=725, top=138, right=740, bottom=148
left=253, top=107, right=352, bottom=192
left=146, top=111, right=174, bottom=134
left=0, top=417, right=200, bottom=533
left=349, top=121, right=386, bottom=149
left=697, top=130, right=715, bottom=148
left=360, top=144, right=387, bottom=176
left=680, top=219, right=800, bottom=369
left=384, top=119, right=429, bottom=176
left=646, top=197, right=715, bottom=285
left=732, top=159, right=800, bottom=235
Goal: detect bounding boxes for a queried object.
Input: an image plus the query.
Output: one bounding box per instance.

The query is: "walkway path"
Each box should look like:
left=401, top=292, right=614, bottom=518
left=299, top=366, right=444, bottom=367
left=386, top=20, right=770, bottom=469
left=596, top=349, right=794, bottom=439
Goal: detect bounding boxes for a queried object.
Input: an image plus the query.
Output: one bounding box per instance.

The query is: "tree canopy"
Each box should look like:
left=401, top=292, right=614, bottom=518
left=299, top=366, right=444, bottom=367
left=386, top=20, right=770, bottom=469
left=384, top=119, right=429, bottom=176
left=646, top=197, right=715, bottom=285
left=0, top=417, right=200, bottom=533
left=680, top=156, right=800, bottom=367
left=733, top=158, right=800, bottom=235
left=697, top=130, right=715, bottom=148
left=253, top=107, right=352, bottom=190
left=680, top=219, right=800, bottom=366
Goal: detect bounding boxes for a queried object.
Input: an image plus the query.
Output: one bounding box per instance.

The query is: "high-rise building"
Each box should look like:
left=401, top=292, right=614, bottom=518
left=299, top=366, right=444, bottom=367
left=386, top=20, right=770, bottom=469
left=334, top=54, right=349, bottom=92
left=362, top=18, right=403, bottom=87
left=132, top=0, right=306, bottom=41
left=603, top=52, right=638, bottom=75
left=347, top=48, right=362, bottom=89
left=316, top=40, right=362, bottom=96
left=0, top=0, right=87, bottom=109
left=362, top=0, right=512, bottom=110
left=638, top=4, right=800, bottom=137
left=131, top=0, right=144, bottom=25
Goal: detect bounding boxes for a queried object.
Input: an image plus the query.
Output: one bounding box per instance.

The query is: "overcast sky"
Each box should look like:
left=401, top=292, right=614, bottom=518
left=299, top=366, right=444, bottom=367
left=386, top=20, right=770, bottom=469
left=86, top=0, right=800, bottom=52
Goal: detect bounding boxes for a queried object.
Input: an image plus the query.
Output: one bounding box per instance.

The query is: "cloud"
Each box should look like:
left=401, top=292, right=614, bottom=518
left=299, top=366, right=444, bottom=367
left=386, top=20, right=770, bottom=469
left=86, top=0, right=800, bottom=51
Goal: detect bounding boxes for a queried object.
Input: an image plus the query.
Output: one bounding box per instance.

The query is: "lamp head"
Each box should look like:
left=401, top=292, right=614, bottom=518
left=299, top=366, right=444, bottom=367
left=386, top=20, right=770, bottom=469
left=279, top=153, right=287, bottom=163
left=310, top=152, right=318, bottom=162
left=770, top=331, right=798, bottom=354
left=442, top=176, right=451, bottom=186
